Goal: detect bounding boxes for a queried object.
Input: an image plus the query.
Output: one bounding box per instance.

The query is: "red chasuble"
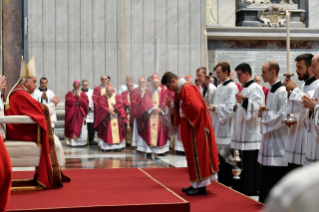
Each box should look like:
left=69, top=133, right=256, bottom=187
left=94, top=94, right=127, bottom=144
left=5, top=85, right=70, bottom=189
left=130, top=88, right=144, bottom=127
left=172, top=82, right=219, bottom=182
left=138, top=88, right=169, bottom=147
left=0, top=136, right=11, bottom=212
left=92, top=86, right=103, bottom=124
left=64, top=91, right=89, bottom=139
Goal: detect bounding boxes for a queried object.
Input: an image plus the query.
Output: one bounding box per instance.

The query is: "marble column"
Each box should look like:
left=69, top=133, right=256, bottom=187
left=3, top=0, right=23, bottom=98
left=308, top=0, right=319, bottom=28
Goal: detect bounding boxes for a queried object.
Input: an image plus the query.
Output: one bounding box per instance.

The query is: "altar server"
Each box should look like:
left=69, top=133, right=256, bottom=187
left=196, top=67, right=216, bottom=111
left=283, top=54, right=318, bottom=170
left=64, top=81, right=89, bottom=147
left=32, top=77, right=55, bottom=104
left=258, top=61, right=289, bottom=203
left=302, top=53, right=319, bottom=166
left=209, top=62, right=238, bottom=187
left=81, top=80, right=95, bottom=143
left=231, top=63, right=264, bottom=196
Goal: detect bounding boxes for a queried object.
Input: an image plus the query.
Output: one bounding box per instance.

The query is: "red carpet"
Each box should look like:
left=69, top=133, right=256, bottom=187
left=7, top=168, right=189, bottom=212
left=142, top=168, right=263, bottom=212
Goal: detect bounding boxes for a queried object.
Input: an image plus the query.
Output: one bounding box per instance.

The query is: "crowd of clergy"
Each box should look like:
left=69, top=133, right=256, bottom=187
left=4, top=52, right=319, bottom=211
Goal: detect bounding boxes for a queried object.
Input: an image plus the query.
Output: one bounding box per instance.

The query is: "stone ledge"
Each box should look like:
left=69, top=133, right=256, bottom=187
left=206, top=27, right=319, bottom=41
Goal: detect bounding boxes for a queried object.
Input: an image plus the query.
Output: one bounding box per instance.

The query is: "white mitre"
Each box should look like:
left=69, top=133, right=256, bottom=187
left=5, top=56, right=36, bottom=110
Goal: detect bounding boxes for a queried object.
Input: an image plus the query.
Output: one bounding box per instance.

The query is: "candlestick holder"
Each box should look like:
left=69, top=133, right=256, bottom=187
left=282, top=73, right=297, bottom=126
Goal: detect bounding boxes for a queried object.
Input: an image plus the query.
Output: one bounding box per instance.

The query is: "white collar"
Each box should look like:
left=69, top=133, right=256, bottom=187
left=152, top=86, right=161, bottom=93
left=177, top=78, right=186, bottom=92
left=107, top=93, right=115, bottom=99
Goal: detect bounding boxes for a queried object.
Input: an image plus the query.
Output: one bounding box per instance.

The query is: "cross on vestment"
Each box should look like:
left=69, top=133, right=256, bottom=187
left=153, top=101, right=157, bottom=105
left=152, top=123, right=156, bottom=128
left=113, top=122, right=117, bottom=127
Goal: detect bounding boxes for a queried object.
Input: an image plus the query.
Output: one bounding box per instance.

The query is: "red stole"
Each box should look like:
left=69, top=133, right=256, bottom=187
left=64, top=91, right=89, bottom=139
left=94, top=94, right=127, bottom=144
left=138, top=88, right=169, bottom=147
left=0, top=136, right=11, bottom=211
left=172, top=82, right=219, bottom=182
left=5, top=85, right=70, bottom=189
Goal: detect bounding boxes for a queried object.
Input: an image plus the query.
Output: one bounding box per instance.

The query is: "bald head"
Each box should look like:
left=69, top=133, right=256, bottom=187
left=138, top=77, right=145, bottom=89
left=126, top=75, right=133, bottom=82
left=153, top=78, right=160, bottom=89
left=106, top=86, right=113, bottom=97
left=254, top=75, right=261, bottom=85
left=311, top=53, right=319, bottom=78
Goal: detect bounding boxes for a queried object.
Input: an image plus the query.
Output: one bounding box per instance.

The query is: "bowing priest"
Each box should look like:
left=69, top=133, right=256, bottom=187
left=137, top=77, right=170, bottom=157
left=284, top=54, right=319, bottom=170
left=162, top=72, right=219, bottom=196
left=0, top=75, right=11, bottom=212
left=81, top=80, right=96, bottom=144
left=64, top=81, right=89, bottom=146
left=94, top=85, right=127, bottom=151
left=130, top=77, right=146, bottom=147
left=5, top=57, right=70, bottom=189
left=302, top=53, right=319, bottom=166
left=258, top=61, right=289, bottom=203
left=208, top=62, right=238, bottom=187
left=231, top=63, right=264, bottom=196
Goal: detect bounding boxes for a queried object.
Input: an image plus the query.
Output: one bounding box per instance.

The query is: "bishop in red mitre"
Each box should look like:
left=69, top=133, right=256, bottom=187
left=137, top=77, right=169, bottom=156
left=5, top=57, right=70, bottom=189
left=161, top=72, right=219, bottom=196
left=64, top=80, right=89, bottom=146
left=94, top=85, right=127, bottom=151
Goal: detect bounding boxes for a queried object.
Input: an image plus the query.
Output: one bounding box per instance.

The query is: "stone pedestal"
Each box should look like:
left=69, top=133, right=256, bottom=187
left=236, top=3, right=305, bottom=28
left=3, top=0, right=23, bottom=98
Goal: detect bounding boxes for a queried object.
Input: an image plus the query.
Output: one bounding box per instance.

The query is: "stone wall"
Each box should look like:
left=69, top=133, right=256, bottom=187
left=28, top=0, right=206, bottom=99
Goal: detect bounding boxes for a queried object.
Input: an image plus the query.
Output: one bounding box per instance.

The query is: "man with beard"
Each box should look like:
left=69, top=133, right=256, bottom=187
left=284, top=54, right=319, bottom=171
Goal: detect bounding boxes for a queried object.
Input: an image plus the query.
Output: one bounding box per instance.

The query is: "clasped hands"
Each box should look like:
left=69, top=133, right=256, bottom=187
left=41, top=91, right=48, bottom=100
left=108, top=107, right=116, bottom=116
left=302, top=95, right=318, bottom=112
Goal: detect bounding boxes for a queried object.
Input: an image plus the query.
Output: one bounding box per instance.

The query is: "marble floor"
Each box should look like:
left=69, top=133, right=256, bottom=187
left=12, top=142, right=258, bottom=201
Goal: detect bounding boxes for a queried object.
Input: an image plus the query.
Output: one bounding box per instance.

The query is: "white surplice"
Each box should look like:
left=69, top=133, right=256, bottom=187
left=212, top=79, right=238, bottom=145
left=258, top=81, right=289, bottom=166
left=264, top=163, right=319, bottom=212
left=231, top=80, right=264, bottom=150
left=82, top=89, right=94, bottom=123
left=200, top=83, right=216, bottom=119
left=285, top=77, right=319, bottom=165
left=305, top=87, right=319, bottom=165
left=66, top=122, right=87, bottom=147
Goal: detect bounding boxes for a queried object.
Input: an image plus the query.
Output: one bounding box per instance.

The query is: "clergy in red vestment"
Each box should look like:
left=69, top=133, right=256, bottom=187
left=64, top=80, right=89, bottom=147
left=121, top=81, right=134, bottom=144
left=92, top=75, right=108, bottom=122
left=5, top=57, right=70, bottom=189
left=137, top=77, right=170, bottom=157
left=0, top=75, right=11, bottom=212
left=185, top=75, right=193, bottom=83
left=94, top=85, right=127, bottom=151
left=161, top=72, right=219, bottom=196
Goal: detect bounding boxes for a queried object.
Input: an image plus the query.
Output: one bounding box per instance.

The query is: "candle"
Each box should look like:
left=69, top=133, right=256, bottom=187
left=204, top=30, right=209, bottom=75
left=286, top=11, right=291, bottom=75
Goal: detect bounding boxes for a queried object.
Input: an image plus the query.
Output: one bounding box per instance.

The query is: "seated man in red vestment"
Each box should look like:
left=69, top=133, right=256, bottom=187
left=94, top=85, right=127, bottom=151
left=5, top=58, right=70, bottom=189
left=137, top=77, right=170, bottom=158
left=0, top=75, right=12, bottom=212
left=64, top=80, right=89, bottom=147
left=162, top=72, right=219, bottom=196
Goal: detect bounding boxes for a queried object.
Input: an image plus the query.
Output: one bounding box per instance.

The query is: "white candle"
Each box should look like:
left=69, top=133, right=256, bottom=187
left=286, top=11, right=291, bottom=75
left=204, top=30, right=209, bottom=75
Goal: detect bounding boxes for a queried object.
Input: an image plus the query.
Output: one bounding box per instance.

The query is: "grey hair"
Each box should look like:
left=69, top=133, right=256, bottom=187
left=20, top=77, right=31, bottom=85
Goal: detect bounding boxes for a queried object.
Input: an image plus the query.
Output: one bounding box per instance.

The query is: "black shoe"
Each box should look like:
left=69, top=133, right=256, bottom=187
left=146, top=153, right=153, bottom=159
left=158, top=153, right=166, bottom=157
left=186, top=187, right=207, bottom=196
left=182, top=186, right=194, bottom=193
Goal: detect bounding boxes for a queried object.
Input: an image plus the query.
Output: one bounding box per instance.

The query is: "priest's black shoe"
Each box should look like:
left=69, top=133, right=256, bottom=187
left=181, top=186, right=194, bottom=193
left=186, top=187, right=207, bottom=196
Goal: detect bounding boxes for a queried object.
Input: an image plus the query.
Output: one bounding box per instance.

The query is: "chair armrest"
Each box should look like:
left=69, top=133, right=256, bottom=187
left=0, top=116, right=36, bottom=124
